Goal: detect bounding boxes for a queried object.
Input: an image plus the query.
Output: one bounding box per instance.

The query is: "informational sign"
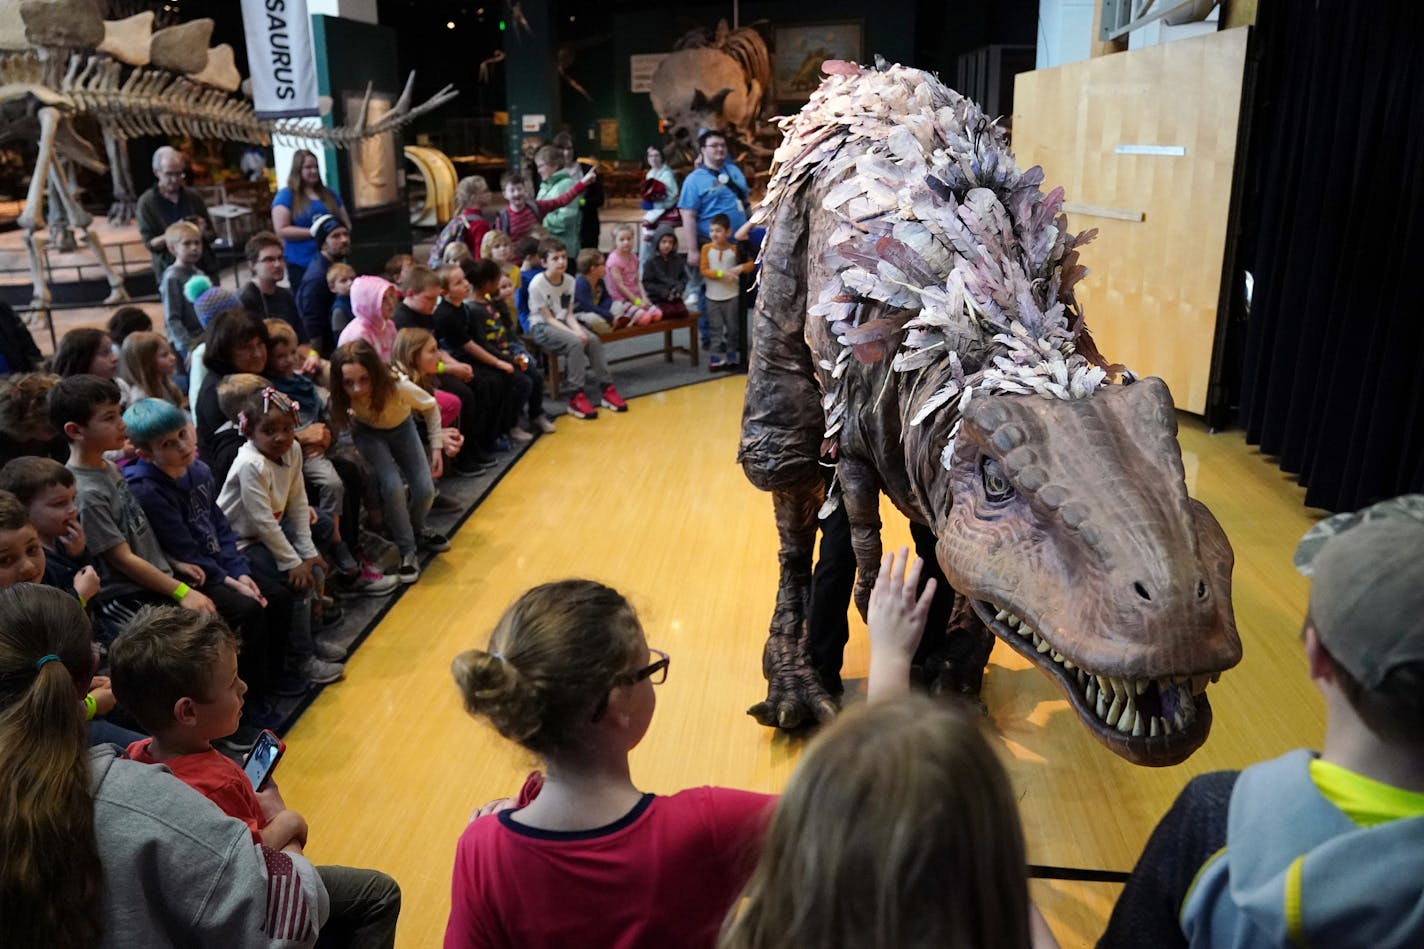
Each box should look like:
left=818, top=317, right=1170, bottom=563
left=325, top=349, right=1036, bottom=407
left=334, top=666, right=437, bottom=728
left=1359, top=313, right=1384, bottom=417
left=629, top=53, right=668, bottom=93
left=240, top=0, right=321, bottom=119
left=522, top=113, right=546, bottom=132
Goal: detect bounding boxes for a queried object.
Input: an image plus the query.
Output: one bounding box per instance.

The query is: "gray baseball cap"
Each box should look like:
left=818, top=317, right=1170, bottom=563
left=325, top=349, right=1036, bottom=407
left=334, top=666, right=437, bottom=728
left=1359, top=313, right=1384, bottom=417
left=1293, top=494, right=1424, bottom=688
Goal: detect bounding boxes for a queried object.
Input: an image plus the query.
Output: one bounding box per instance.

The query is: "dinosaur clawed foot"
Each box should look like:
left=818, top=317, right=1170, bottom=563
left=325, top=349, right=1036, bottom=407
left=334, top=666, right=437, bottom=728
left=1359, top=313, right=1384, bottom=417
left=749, top=643, right=840, bottom=730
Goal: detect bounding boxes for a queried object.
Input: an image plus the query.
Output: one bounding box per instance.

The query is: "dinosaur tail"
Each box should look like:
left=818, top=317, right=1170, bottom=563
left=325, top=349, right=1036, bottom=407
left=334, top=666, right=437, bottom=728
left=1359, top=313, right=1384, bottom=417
left=737, top=186, right=824, bottom=495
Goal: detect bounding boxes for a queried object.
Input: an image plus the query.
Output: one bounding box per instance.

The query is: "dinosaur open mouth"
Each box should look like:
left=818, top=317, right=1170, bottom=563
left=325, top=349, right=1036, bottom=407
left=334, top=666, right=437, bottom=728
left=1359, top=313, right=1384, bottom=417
left=972, top=600, right=1218, bottom=764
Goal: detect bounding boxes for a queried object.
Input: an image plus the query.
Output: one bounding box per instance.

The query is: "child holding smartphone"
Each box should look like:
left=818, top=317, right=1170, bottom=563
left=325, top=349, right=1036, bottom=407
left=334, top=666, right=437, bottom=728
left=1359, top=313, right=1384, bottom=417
left=110, top=606, right=401, bottom=946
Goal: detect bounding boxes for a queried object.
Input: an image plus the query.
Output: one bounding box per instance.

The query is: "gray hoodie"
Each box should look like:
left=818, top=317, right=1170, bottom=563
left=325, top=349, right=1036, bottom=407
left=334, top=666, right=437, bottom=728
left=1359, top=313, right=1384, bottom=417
left=1180, top=749, right=1424, bottom=947
left=90, top=744, right=329, bottom=946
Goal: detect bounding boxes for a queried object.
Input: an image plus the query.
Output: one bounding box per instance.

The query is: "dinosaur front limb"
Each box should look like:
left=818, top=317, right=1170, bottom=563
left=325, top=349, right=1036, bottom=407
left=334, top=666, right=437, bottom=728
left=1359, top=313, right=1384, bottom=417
left=839, top=456, right=884, bottom=620
left=19, top=106, right=60, bottom=311
left=747, top=486, right=838, bottom=729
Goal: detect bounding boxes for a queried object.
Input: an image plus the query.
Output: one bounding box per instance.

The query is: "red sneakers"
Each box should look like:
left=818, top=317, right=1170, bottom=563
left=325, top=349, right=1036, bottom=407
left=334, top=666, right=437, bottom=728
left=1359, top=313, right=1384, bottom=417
left=568, top=392, right=599, bottom=419
left=601, top=385, right=628, bottom=412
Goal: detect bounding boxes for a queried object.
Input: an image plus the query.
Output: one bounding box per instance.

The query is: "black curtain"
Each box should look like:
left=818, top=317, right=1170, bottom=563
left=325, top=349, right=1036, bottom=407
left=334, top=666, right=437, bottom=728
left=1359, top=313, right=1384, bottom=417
left=1238, top=0, right=1424, bottom=512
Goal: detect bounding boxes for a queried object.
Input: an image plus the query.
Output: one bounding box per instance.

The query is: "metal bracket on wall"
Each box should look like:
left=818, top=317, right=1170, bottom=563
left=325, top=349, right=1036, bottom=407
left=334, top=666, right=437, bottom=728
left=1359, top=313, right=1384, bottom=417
left=1100, top=0, right=1212, bottom=41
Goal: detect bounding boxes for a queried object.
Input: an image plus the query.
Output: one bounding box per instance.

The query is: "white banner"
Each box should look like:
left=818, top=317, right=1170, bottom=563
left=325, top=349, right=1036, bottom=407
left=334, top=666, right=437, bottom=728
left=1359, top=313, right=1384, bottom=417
left=241, top=0, right=321, bottom=119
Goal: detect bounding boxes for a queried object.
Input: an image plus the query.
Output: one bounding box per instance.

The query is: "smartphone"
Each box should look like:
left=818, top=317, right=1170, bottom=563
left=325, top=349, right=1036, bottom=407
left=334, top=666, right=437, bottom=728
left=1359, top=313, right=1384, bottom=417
left=242, top=729, right=285, bottom=792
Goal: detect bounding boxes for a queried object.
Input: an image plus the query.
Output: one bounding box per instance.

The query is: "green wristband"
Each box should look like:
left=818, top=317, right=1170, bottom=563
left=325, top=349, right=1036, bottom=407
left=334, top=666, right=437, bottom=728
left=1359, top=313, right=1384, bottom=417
left=172, top=582, right=190, bottom=603
left=83, top=693, right=97, bottom=721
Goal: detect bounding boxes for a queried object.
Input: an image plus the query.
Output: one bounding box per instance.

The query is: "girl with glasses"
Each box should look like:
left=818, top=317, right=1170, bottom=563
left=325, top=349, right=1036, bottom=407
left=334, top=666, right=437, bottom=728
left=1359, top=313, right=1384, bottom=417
left=447, top=579, right=775, bottom=948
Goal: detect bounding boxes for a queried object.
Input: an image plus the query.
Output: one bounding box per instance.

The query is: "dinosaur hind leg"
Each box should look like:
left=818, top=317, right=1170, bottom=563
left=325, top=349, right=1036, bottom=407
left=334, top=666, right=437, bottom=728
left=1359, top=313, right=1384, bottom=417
left=746, top=485, right=838, bottom=730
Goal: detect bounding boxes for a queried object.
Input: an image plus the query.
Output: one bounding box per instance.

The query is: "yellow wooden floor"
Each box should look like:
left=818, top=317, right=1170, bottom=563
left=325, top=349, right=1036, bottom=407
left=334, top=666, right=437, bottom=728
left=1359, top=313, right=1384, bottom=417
left=277, top=375, right=1326, bottom=948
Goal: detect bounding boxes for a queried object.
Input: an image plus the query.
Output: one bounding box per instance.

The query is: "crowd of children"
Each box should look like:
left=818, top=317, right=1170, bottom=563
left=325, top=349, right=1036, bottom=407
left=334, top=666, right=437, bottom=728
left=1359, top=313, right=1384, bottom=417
left=0, top=166, right=791, bottom=940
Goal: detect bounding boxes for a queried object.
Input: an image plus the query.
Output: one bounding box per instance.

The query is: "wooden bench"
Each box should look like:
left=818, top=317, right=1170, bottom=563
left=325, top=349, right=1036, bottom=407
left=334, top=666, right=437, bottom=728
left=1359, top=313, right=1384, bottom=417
left=527, top=315, right=701, bottom=397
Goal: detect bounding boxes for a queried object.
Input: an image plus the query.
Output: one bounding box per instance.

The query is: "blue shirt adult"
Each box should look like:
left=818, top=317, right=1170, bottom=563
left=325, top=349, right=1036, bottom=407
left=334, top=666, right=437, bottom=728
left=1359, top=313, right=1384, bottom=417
left=271, top=187, right=346, bottom=270
left=677, top=163, right=749, bottom=244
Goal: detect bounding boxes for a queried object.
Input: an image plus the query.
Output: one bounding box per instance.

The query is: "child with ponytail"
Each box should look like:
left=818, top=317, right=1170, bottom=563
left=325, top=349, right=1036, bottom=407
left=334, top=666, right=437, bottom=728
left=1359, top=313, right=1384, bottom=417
left=0, top=583, right=328, bottom=947
left=446, top=579, right=775, bottom=948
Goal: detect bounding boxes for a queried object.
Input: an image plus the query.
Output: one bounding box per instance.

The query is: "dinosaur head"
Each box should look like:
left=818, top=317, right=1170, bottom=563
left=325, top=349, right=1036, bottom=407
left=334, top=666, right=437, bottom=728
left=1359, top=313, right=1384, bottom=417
left=935, top=377, right=1240, bottom=766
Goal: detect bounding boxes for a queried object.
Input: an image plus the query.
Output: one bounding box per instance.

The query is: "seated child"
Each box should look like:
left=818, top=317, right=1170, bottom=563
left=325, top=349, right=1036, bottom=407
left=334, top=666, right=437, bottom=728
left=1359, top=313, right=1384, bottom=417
left=513, top=236, right=544, bottom=332
left=216, top=387, right=345, bottom=687
left=445, top=578, right=774, bottom=947
left=158, top=221, right=205, bottom=377
left=526, top=240, right=628, bottom=420
left=480, top=229, right=521, bottom=292
left=441, top=241, right=472, bottom=266
left=330, top=339, right=451, bottom=583
left=391, top=328, right=469, bottom=463
left=433, top=263, right=522, bottom=443
left=122, top=398, right=303, bottom=713
left=119, top=330, right=185, bottom=407
left=698, top=212, right=750, bottom=370
left=110, top=607, right=402, bottom=946
left=643, top=225, right=690, bottom=321
left=603, top=224, right=663, bottom=326
left=461, top=258, right=555, bottom=437
left=327, top=262, right=356, bottom=337
left=53, top=374, right=220, bottom=631
left=0, top=456, right=100, bottom=607
left=337, top=274, right=398, bottom=362
left=0, top=487, right=140, bottom=747
left=106, top=305, right=153, bottom=348
left=265, top=320, right=394, bottom=595
left=571, top=250, right=615, bottom=335
left=382, top=253, right=415, bottom=287
left=396, top=266, right=502, bottom=466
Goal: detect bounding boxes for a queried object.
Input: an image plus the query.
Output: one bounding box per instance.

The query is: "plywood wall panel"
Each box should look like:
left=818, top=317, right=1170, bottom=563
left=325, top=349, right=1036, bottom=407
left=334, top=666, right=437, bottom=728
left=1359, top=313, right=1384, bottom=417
left=1013, top=27, right=1248, bottom=413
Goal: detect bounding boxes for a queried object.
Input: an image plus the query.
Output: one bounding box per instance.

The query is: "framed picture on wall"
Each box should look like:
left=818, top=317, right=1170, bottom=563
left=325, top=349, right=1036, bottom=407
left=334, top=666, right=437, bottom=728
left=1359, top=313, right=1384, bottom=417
left=342, top=90, right=401, bottom=212
left=774, top=21, right=864, bottom=102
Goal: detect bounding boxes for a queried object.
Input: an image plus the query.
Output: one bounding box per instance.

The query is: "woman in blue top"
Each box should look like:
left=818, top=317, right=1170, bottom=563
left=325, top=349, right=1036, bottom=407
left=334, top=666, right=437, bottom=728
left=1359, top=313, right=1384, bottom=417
left=270, top=149, right=352, bottom=288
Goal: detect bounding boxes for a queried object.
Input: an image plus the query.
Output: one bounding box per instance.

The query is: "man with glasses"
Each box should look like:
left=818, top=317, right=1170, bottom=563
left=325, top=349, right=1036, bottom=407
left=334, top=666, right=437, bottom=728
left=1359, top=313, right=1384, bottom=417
left=136, top=146, right=218, bottom=280
left=678, top=129, right=751, bottom=339
left=239, top=231, right=302, bottom=338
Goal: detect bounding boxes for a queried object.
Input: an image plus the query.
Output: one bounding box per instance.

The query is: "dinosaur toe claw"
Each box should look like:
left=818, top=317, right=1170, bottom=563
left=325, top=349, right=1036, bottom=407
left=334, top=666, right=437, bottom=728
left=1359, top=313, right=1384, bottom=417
left=776, top=701, right=805, bottom=730
left=812, top=697, right=840, bottom=723
left=746, top=701, right=778, bottom=727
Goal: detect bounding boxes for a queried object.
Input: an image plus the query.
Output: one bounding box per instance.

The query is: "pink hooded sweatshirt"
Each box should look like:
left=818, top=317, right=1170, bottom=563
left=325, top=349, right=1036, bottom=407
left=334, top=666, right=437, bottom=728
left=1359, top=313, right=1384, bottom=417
left=337, top=275, right=397, bottom=361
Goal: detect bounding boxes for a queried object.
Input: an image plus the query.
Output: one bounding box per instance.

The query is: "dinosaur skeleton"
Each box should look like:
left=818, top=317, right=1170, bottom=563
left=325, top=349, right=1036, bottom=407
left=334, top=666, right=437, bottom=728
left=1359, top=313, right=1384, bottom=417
left=2, top=0, right=457, bottom=319
left=739, top=61, right=1240, bottom=765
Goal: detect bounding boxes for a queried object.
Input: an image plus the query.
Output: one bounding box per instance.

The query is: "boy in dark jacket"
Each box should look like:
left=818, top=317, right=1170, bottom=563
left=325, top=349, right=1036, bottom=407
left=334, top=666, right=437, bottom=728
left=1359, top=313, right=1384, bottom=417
left=642, top=224, right=689, bottom=320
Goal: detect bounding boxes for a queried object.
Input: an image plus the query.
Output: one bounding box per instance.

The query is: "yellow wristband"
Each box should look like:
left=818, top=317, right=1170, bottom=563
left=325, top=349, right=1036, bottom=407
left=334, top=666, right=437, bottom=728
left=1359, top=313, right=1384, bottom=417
left=76, top=592, right=87, bottom=610
left=437, top=360, right=446, bottom=373
left=716, top=269, right=724, bottom=278
left=83, top=693, right=97, bottom=721
left=172, top=582, right=190, bottom=602
left=634, top=297, right=642, bottom=305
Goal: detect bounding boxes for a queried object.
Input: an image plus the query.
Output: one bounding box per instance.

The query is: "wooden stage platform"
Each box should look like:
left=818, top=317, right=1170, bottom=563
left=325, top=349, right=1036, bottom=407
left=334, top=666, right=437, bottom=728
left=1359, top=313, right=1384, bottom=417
left=274, top=374, right=1324, bottom=947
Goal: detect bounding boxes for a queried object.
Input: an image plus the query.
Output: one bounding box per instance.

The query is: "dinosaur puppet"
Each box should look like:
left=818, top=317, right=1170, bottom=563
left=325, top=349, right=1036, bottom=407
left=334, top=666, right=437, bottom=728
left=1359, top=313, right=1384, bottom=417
left=1, top=0, right=457, bottom=316
left=738, top=61, right=1241, bottom=766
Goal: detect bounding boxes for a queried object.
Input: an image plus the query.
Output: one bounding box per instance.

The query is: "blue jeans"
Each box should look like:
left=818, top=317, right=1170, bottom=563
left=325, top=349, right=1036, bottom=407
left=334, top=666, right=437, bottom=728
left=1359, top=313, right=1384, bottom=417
left=352, top=415, right=434, bottom=557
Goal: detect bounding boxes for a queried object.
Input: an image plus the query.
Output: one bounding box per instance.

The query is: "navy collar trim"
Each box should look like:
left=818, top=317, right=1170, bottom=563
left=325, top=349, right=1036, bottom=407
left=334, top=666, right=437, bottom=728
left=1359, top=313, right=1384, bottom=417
left=498, top=793, right=655, bottom=841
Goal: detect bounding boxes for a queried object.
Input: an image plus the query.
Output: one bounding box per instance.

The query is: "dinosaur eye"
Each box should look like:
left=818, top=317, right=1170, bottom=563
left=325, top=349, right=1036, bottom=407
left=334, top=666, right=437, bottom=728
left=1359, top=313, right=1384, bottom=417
left=980, top=456, right=1015, bottom=503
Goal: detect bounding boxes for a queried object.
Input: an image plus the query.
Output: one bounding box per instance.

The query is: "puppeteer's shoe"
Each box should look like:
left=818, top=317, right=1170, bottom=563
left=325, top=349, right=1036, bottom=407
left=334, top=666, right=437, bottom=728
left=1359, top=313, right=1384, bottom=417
left=535, top=415, right=557, bottom=434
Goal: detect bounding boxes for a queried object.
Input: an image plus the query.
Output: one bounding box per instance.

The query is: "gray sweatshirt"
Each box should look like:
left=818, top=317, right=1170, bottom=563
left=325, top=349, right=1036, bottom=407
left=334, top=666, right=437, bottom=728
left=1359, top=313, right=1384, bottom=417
left=90, top=744, right=329, bottom=946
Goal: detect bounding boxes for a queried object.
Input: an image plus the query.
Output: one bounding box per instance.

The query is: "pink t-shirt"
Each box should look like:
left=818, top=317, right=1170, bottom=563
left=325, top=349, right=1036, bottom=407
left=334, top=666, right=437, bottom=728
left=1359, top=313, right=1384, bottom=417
left=604, top=249, right=641, bottom=303
left=445, top=782, right=773, bottom=948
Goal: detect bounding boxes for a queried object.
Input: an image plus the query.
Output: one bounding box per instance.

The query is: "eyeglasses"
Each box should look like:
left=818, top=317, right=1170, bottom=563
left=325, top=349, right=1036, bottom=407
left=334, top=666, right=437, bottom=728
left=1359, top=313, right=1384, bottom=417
left=591, top=648, right=669, bottom=721
left=618, top=648, right=669, bottom=686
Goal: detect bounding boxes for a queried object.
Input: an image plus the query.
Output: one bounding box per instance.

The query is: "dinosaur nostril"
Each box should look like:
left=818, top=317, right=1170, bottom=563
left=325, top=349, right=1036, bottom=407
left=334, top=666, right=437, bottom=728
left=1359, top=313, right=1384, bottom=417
left=1134, top=582, right=1152, bottom=602
left=1196, top=580, right=1209, bottom=600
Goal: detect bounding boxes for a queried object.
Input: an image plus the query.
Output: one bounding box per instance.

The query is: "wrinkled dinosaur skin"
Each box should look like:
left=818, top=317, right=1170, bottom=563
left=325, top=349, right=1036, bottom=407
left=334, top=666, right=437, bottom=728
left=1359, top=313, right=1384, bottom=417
left=739, top=175, right=1242, bottom=768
